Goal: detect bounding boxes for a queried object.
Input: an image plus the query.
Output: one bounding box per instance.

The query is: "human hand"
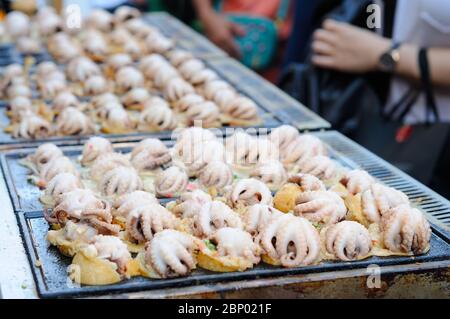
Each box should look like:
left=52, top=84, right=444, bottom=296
left=312, top=19, right=391, bottom=73
left=200, top=10, right=245, bottom=58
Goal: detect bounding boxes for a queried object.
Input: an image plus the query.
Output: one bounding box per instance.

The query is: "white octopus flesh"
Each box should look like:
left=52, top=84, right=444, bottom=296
left=99, top=166, right=143, bottom=196
left=85, top=9, right=113, bottom=32
left=199, top=161, right=233, bottom=190
left=299, top=155, right=339, bottom=180
left=172, top=190, right=212, bottom=219
left=145, top=31, right=174, bottom=54
left=113, top=190, right=158, bottom=219
left=163, top=77, right=195, bottom=103
left=52, top=91, right=79, bottom=113
left=246, top=137, right=278, bottom=166
left=259, top=214, right=321, bottom=267
left=56, top=107, right=95, bottom=136
left=145, top=230, right=197, bottom=278
left=229, top=178, right=273, bottom=208
left=222, top=96, right=259, bottom=121
left=49, top=189, right=119, bottom=235
left=294, top=190, right=347, bottom=225
left=174, top=127, right=217, bottom=159
left=154, top=166, right=189, bottom=197
left=89, top=235, right=131, bottom=274
left=224, top=131, right=255, bottom=166
left=9, top=96, right=33, bottom=121
left=189, top=69, right=218, bottom=87
left=381, top=204, right=431, bottom=254
left=5, top=11, right=30, bottom=38
left=107, top=53, right=133, bottom=74
left=324, top=221, right=372, bottom=261
left=361, top=183, right=410, bottom=224
left=114, top=6, right=141, bottom=25
left=39, top=156, right=79, bottom=183
left=178, top=59, right=205, bottom=81
left=341, top=169, right=375, bottom=195
left=269, top=125, right=300, bottom=153
left=122, top=88, right=151, bottom=110
left=167, top=50, right=194, bottom=68
left=66, top=56, right=101, bottom=82
left=81, top=137, right=114, bottom=166
left=127, top=204, right=177, bottom=243
left=90, top=152, right=132, bottom=181
left=282, top=134, right=328, bottom=166
left=138, top=104, right=177, bottom=132
left=130, top=138, right=171, bottom=171
left=102, top=105, right=135, bottom=132
left=45, top=172, right=82, bottom=201
left=28, top=143, right=63, bottom=172
left=84, top=75, right=109, bottom=96
left=193, top=201, right=243, bottom=238
left=174, top=93, right=205, bottom=113
left=287, top=173, right=326, bottom=192
left=182, top=140, right=226, bottom=177
left=250, top=160, right=287, bottom=189
left=243, top=204, right=283, bottom=236
left=115, top=66, right=144, bottom=93
left=13, top=115, right=52, bottom=139
left=185, top=100, right=220, bottom=127
left=210, top=227, right=261, bottom=264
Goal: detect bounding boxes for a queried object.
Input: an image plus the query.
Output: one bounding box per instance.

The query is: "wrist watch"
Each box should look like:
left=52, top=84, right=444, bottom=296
left=379, top=42, right=401, bottom=72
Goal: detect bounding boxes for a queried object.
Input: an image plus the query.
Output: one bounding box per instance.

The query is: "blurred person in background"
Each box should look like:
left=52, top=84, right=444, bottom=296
left=92, top=0, right=148, bottom=12
left=283, top=0, right=450, bottom=196
left=191, top=0, right=293, bottom=82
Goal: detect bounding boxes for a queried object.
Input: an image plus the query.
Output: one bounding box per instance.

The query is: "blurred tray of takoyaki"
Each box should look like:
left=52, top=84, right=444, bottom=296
left=15, top=208, right=450, bottom=299
left=204, top=58, right=332, bottom=131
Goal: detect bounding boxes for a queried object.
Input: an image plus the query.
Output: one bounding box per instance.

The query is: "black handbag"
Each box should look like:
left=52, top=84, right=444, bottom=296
left=279, top=0, right=380, bottom=135
left=355, top=48, right=450, bottom=185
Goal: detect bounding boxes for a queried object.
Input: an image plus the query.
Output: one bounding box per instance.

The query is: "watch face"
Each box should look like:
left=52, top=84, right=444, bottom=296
left=380, top=53, right=396, bottom=72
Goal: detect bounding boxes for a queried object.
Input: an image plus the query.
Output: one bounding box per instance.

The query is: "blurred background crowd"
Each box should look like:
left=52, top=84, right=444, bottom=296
left=1, top=0, right=449, bottom=198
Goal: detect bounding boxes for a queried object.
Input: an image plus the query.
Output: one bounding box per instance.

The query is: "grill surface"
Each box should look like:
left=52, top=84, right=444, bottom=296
left=16, top=211, right=450, bottom=298
left=5, top=130, right=450, bottom=298
left=205, top=58, right=331, bottom=131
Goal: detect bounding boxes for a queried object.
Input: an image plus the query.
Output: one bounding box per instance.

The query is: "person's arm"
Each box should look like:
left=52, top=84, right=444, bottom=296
left=312, top=19, right=450, bottom=87
left=192, top=0, right=244, bottom=58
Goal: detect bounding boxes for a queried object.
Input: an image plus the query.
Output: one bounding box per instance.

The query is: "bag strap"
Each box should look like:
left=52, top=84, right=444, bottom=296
left=418, top=48, right=440, bottom=124
left=383, top=87, right=420, bottom=122
left=275, top=0, right=291, bottom=25
left=383, top=48, right=440, bottom=124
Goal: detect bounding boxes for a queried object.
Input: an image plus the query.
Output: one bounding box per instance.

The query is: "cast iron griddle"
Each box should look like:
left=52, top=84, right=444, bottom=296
left=17, top=211, right=450, bottom=298
left=6, top=130, right=450, bottom=298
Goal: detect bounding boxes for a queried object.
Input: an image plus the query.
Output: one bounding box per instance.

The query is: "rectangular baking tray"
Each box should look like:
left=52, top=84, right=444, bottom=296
left=8, top=130, right=450, bottom=298
left=0, top=55, right=284, bottom=150
left=16, top=210, right=450, bottom=299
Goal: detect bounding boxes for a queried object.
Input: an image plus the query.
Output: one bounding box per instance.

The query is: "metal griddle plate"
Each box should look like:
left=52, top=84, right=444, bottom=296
left=16, top=211, right=450, bottom=299
left=143, top=12, right=228, bottom=59
left=205, top=58, right=332, bottom=131
left=7, top=130, right=450, bottom=298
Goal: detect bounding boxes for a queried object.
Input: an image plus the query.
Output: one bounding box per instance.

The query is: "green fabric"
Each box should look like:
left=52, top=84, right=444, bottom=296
left=147, top=0, right=167, bottom=11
